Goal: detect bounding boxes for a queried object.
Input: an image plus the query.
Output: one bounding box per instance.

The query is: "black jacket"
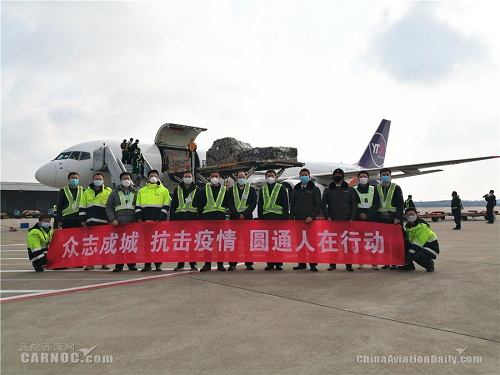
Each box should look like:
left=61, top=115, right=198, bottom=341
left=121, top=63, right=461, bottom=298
left=290, top=181, right=321, bottom=220
left=376, top=183, right=404, bottom=221
left=198, top=184, right=230, bottom=220
left=353, top=184, right=381, bottom=222
left=258, top=183, right=289, bottom=220
left=170, top=183, right=200, bottom=221
left=321, top=181, right=357, bottom=221
left=451, top=196, right=462, bottom=212
left=485, top=195, right=496, bottom=208
left=56, top=186, right=81, bottom=222
left=228, top=184, right=257, bottom=220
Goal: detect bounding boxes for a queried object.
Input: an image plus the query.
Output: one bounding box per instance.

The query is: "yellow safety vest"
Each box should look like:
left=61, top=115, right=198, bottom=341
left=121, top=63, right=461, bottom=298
left=203, top=184, right=226, bottom=213
left=262, top=183, right=283, bottom=215
left=355, top=185, right=375, bottom=209
left=62, top=185, right=84, bottom=216
left=233, top=183, right=251, bottom=213
left=377, top=183, right=397, bottom=212
left=136, top=183, right=171, bottom=208
left=80, top=186, right=112, bottom=210
left=176, top=187, right=198, bottom=213
left=115, top=190, right=135, bottom=211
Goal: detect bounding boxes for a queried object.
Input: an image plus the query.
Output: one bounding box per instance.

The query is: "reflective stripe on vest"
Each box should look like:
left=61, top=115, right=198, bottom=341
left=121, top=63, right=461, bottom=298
left=116, top=191, right=135, bottom=211
left=176, top=188, right=197, bottom=213
left=62, top=186, right=83, bottom=216
left=203, top=184, right=226, bottom=213
left=377, top=183, right=397, bottom=212
left=355, top=185, right=374, bottom=209
left=262, top=184, right=283, bottom=215
left=233, top=183, right=251, bottom=213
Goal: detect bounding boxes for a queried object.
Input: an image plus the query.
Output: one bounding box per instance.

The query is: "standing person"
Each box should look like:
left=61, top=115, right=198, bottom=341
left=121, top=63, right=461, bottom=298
left=57, top=172, right=84, bottom=229
left=291, top=168, right=321, bottom=272
left=80, top=173, right=112, bottom=271
left=451, top=191, right=463, bottom=230
left=135, top=169, right=171, bottom=272
left=321, top=168, right=357, bottom=271
left=120, top=139, right=128, bottom=163
left=227, top=171, right=257, bottom=271
left=484, top=190, right=496, bottom=224
left=125, top=138, right=134, bottom=163
left=404, top=195, right=416, bottom=210
left=354, top=171, right=381, bottom=270
left=129, top=139, right=140, bottom=166
left=132, top=148, right=142, bottom=178
left=376, top=168, right=404, bottom=269
left=106, top=172, right=138, bottom=272
left=27, top=215, right=53, bottom=272
left=198, top=171, right=230, bottom=272
left=52, top=204, right=58, bottom=229
left=399, top=208, right=439, bottom=272
left=172, top=171, right=200, bottom=272
left=258, top=170, right=289, bottom=271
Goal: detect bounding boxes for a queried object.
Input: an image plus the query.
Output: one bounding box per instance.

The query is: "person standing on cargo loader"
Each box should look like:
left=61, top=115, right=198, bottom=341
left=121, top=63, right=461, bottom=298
left=199, top=171, right=230, bottom=272
left=321, top=168, right=357, bottom=272
left=451, top=191, right=463, bottom=230
left=258, top=170, right=289, bottom=271
left=57, top=172, right=85, bottom=229
left=172, top=171, right=200, bottom=272
left=291, top=168, right=321, bottom=272
left=135, top=170, right=171, bottom=272
left=376, top=168, right=404, bottom=269
left=227, top=171, right=257, bottom=271
left=484, top=190, right=496, bottom=224
left=354, top=171, right=381, bottom=270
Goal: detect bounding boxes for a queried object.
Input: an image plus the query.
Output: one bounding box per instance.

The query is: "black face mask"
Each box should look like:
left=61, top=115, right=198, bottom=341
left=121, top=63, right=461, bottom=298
left=333, top=175, right=343, bottom=183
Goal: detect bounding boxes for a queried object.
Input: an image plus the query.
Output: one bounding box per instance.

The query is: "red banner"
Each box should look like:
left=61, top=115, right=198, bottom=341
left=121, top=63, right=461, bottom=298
left=47, top=221, right=405, bottom=268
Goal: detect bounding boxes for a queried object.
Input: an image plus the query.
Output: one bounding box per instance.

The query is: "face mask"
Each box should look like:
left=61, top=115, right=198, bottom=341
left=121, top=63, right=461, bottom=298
left=266, top=177, right=276, bottom=184
left=237, top=178, right=246, bottom=186
left=359, top=177, right=369, bottom=185
left=93, top=180, right=103, bottom=187
left=489, top=193, right=493, bottom=196
left=381, top=175, right=391, bottom=183
left=149, top=176, right=158, bottom=184
left=300, top=176, right=310, bottom=184
left=333, top=175, right=343, bottom=183
left=183, top=177, right=193, bottom=185
left=121, top=179, right=131, bottom=187
left=40, top=222, right=50, bottom=229
left=407, top=214, right=417, bottom=223
left=69, top=179, right=79, bottom=185
left=210, top=177, right=220, bottom=185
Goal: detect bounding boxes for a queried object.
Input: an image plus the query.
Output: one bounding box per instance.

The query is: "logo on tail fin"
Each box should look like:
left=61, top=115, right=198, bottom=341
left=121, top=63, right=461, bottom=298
left=357, top=119, right=391, bottom=169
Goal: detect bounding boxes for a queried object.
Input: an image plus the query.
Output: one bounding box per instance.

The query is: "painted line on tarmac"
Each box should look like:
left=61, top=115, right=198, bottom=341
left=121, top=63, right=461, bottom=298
left=1, top=290, right=59, bottom=293
left=0, top=244, right=25, bottom=247
left=1, top=278, right=131, bottom=281
left=0, top=250, right=27, bottom=252
left=1, top=258, right=32, bottom=260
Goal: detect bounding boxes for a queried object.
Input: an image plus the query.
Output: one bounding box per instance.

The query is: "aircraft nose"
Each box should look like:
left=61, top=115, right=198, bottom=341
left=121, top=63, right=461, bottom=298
left=35, top=162, right=57, bottom=187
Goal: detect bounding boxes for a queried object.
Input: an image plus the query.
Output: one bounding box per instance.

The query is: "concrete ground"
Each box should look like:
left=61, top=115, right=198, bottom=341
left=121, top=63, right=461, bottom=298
left=1, top=217, right=499, bottom=374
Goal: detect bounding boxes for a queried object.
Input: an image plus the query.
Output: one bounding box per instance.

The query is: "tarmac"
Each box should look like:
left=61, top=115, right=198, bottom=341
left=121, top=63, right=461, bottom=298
left=1, top=217, right=499, bottom=374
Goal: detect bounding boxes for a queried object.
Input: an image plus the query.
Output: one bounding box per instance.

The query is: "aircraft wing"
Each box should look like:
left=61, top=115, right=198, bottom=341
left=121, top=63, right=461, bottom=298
left=309, top=155, right=499, bottom=184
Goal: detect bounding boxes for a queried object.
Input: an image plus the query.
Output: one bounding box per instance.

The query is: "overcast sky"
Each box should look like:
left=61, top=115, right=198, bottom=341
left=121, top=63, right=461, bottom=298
left=1, top=1, right=499, bottom=201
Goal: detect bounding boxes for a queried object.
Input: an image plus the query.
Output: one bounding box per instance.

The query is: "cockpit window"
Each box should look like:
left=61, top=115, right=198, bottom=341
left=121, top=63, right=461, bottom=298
left=54, top=152, right=71, bottom=160
left=69, top=152, right=81, bottom=160
left=54, top=151, right=91, bottom=161
left=80, top=152, right=91, bottom=160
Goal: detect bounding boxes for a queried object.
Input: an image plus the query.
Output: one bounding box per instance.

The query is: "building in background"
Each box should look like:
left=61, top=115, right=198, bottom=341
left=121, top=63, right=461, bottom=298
left=0, top=182, right=58, bottom=218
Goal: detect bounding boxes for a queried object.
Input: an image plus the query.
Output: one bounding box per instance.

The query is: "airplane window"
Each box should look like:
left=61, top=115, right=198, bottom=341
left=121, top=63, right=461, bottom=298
left=54, top=152, right=71, bottom=160
left=79, top=152, right=91, bottom=160
left=69, top=152, right=81, bottom=160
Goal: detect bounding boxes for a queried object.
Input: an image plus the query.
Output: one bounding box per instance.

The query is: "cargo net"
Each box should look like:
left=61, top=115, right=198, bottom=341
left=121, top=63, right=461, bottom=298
left=205, top=137, right=297, bottom=166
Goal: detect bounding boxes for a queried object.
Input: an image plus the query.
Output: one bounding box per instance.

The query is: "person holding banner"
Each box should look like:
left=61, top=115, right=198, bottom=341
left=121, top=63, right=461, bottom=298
left=376, top=168, right=404, bottom=270
left=354, top=171, right=381, bottom=270
left=106, top=172, right=138, bottom=272
left=321, top=168, right=357, bottom=271
left=80, top=173, right=112, bottom=270
left=198, top=171, right=230, bottom=272
left=227, top=171, right=258, bottom=271
left=399, top=207, right=439, bottom=272
left=291, top=168, right=321, bottom=272
left=57, top=172, right=84, bottom=229
left=258, top=170, right=289, bottom=271
left=172, top=171, right=200, bottom=272
left=27, top=215, right=53, bottom=272
left=135, top=169, right=171, bottom=272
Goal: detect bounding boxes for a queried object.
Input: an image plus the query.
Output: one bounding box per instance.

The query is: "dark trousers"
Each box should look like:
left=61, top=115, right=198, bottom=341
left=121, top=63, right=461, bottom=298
left=267, top=262, right=283, bottom=267
left=486, top=207, right=495, bottom=223
left=177, top=262, right=197, bottom=268
left=145, top=263, right=162, bottom=267
left=62, top=218, right=81, bottom=229
left=229, top=262, right=254, bottom=267
left=297, top=263, right=317, bottom=267
left=406, top=247, right=435, bottom=270
left=204, top=262, right=224, bottom=268
left=29, top=250, right=47, bottom=271
left=115, top=263, right=136, bottom=270
left=453, top=210, right=461, bottom=228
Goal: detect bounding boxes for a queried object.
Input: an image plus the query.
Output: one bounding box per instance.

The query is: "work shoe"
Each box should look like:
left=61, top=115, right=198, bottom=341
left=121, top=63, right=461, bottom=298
left=346, top=265, right=354, bottom=272
left=246, top=266, right=254, bottom=271
left=453, top=228, right=460, bottom=230
left=293, top=265, right=307, bottom=270
left=190, top=266, right=198, bottom=271
left=275, top=265, right=283, bottom=271
left=141, top=266, right=152, bottom=272
left=310, top=265, right=318, bottom=272
left=34, top=268, right=44, bottom=272
left=154, top=266, right=162, bottom=272
left=381, top=265, right=390, bottom=269
left=200, top=266, right=211, bottom=272
left=398, top=265, right=415, bottom=271
left=173, top=267, right=184, bottom=271
left=426, top=261, right=435, bottom=272
left=264, top=266, right=274, bottom=271
left=84, top=266, right=94, bottom=271
left=112, top=268, right=123, bottom=273
left=389, top=265, right=398, bottom=270
left=217, top=266, right=226, bottom=272
left=227, top=266, right=236, bottom=271
left=327, top=264, right=336, bottom=271
left=128, top=266, right=138, bottom=271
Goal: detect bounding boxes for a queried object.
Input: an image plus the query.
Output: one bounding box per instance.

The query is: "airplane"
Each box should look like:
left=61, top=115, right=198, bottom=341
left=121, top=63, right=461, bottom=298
left=35, top=120, right=498, bottom=194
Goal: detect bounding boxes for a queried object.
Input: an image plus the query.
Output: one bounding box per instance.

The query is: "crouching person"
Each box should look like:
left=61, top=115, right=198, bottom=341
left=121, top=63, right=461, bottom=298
left=399, top=207, right=439, bottom=272
left=27, top=215, right=53, bottom=272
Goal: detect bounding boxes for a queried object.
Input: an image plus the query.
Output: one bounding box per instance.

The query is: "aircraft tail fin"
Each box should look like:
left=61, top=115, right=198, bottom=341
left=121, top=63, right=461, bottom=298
left=356, top=119, right=391, bottom=169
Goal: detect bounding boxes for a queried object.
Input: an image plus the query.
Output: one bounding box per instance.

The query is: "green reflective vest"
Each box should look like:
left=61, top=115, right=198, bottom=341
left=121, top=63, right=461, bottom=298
left=116, top=191, right=135, bottom=211
left=262, top=183, right=283, bottom=215
left=27, top=227, right=53, bottom=253
left=355, top=185, right=375, bottom=209
left=62, top=185, right=84, bottom=216
left=377, top=183, right=397, bottom=213
left=203, top=184, right=226, bottom=213
left=406, top=222, right=437, bottom=248
left=233, top=183, right=251, bottom=213
left=176, top=187, right=198, bottom=213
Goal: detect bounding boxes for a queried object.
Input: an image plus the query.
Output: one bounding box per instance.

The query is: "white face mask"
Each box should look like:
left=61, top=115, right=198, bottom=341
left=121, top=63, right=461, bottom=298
left=407, top=214, right=417, bottom=223
left=237, top=178, right=246, bottom=186
left=149, top=176, right=158, bottom=184
left=266, top=177, right=276, bottom=184
left=183, top=177, right=193, bottom=185
left=93, top=179, right=103, bottom=187
left=210, top=177, right=220, bottom=185
left=121, top=179, right=131, bottom=187
left=359, top=177, right=369, bottom=185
